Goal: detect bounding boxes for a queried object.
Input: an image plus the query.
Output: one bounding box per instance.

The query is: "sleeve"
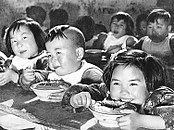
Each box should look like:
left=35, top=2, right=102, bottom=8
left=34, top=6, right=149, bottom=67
left=61, top=83, right=108, bottom=107
left=143, top=86, right=174, bottom=129
left=132, top=38, right=144, bottom=50
left=33, top=51, right=49, bottom=83
left=92, top=32, right=107, bottom=49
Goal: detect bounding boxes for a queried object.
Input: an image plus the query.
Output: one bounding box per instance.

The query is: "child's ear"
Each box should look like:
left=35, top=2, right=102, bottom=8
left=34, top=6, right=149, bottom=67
left=76, top=47, right=84, bottom=60
left=168, top=25, right=172, bottom=32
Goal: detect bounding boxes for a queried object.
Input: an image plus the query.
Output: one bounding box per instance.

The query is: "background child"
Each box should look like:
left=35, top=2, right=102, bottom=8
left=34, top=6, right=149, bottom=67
left=0, top=17, right=48, bottom=89
left=93, top=12, right=138, bottom=54
left=63, top=49, right=174, bottom=130
left=133, top=9, right=174, bottom=88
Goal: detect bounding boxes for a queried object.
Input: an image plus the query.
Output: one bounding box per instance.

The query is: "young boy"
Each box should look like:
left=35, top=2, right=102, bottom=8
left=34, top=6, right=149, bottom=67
left=21, top=25, right=103, bottom=101
left=134, top=9, right=174, bottom=66
left=133, top=9, right=174, bottom=87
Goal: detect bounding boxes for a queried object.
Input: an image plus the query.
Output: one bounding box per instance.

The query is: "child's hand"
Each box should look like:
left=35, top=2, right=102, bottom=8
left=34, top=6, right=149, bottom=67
left=117, top=109, right=141, bottom=130
left=0, top=69, right=18, bottom=85
left=70, top=92, right=92, bottom=108
left=22, top=68, right=35, bottom=84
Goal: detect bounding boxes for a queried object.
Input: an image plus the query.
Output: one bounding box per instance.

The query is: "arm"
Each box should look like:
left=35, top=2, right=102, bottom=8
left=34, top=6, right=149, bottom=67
left=0, top=69, right=19, bottom=86
left=92, top=32, right=107, bottom=49
left=81, top=67, right=103, bottom=84
left=118, top=109, right=165, bottom=130
left=143, top=86, right=174, bottom=129
left=62, top=83, right=108, bottom=107
left=126, top=36, right=138, bottom=47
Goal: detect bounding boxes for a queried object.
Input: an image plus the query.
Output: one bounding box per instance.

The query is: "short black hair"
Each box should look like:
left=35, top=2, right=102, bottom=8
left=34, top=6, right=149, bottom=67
left=49, top=8, right=69, bottom=28
left=147, top=9, right=171, bottom=25
left=103, top=49, right=167, bottom=92
left=46, top=25, right=85, bottom=49
left=73, top=15, right=95, bottom=42
left=5, top=17, right=46, bottom=55
left=110, top=12, right=135, bottom=36
left=26, top=5, right=46, bottom=25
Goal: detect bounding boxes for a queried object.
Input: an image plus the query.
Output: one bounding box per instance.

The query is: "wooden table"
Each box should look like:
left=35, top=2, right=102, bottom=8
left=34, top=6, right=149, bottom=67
left=0, top=82, right=120, bottom=130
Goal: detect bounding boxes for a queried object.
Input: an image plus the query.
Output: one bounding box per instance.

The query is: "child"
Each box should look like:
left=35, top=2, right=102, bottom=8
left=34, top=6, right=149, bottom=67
left=26, top=5, right=47, bottom=31
left=21, top=25, right=103, bottom=99
left=63, top=49, right=174, bottom=130
left=133, top=9, right=174, bottom=87
left=0, top=17, right=48, bottom=88
left=93, top=12, right=138, bottom=54
left=135, top=13, right=148, bottom=39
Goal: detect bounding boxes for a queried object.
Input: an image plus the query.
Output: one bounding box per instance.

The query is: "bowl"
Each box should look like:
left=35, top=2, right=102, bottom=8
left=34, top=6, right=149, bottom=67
left=89, top=102, right=123, bottom=128
left=31, top=80, right=71, bottom=102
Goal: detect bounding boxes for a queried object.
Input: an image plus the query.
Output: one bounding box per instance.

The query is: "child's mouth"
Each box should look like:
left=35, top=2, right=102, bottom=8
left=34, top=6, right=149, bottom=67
left=20, top=50, right=27, bottom=54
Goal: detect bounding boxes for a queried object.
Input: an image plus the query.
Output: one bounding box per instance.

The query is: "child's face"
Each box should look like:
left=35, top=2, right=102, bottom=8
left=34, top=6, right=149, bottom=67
left=110, top=65, right=148, bottom=105
left=139, top=20, right=147, bottom=36
left=110, top=19, right=127, bottom=38
left=147, top=18, right=171, bottom=42
left=10, top=26, right=38, bottom=58
left=46, top=38, right=81, bottom=76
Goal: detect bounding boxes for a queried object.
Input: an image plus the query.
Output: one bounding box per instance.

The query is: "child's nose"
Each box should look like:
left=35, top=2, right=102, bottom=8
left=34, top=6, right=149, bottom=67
left=16, top=40, right=23, bottom=47
left=120, top=86, right=130, bottom=96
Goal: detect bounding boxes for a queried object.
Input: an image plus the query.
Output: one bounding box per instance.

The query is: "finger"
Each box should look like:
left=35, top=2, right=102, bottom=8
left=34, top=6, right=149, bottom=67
left=120, top=109, right=134, bottom=114
left=85, top=94, right=91, bottom=108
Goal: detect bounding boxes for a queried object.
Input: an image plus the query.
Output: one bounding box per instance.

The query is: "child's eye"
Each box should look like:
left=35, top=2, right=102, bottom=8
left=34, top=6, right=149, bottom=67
left=11, top=40, right=17, bottom=44
left=56, top=52, right=61, bottom=55
left=130, top=83, right=138, bottom=86
left=156, top=26, right=162, bottom=29
left=23, top=36, right=28, bottom=39
left=113, top=81, right=120, bottom=86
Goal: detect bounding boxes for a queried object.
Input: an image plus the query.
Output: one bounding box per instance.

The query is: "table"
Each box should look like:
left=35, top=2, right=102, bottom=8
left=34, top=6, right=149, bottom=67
left=0, top=82, right=120, bottom=130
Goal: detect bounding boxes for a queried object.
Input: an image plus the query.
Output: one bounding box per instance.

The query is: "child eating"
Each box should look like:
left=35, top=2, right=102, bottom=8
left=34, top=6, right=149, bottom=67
left=63, top=49, right=174, bottom=130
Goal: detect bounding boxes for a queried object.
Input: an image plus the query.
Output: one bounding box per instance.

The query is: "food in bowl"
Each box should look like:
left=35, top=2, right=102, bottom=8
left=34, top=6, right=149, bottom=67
left=89, top=99, right=139, bottom=127
left=31, top=80, right=71, bottom=102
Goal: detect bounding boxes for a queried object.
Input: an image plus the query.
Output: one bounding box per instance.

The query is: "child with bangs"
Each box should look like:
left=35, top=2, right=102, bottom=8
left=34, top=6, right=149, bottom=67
left=62, top=49, right=174, bottom=130
left=0, top=17, right=48, bottom=89
left=93, top=12, right=138, bottom=54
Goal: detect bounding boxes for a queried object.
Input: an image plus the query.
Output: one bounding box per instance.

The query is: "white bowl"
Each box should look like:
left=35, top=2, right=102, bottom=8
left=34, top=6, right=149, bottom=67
left=89, top=106, right=123, bottom=128
left=31, top=80, right=70, bottom=102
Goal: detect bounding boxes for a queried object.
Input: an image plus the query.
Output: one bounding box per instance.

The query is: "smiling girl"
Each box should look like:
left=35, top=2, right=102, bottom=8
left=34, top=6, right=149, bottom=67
left=0, top=17, right=48, bottom=88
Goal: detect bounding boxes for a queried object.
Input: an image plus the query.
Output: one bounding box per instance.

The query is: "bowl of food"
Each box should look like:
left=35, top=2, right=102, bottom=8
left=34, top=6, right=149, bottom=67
left=89, top=99, right=138, bottom=128
left=31, top=80, right=71, bottom=102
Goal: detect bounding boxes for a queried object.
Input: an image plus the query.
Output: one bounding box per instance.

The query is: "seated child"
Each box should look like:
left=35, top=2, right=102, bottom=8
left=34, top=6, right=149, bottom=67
left=21, top=25, right=103, bottom=100
left=93, top=12, right=138, bottom=54
left=62, top=49, right=174, bottom=130
left=0, top=17, right=48, bottom=88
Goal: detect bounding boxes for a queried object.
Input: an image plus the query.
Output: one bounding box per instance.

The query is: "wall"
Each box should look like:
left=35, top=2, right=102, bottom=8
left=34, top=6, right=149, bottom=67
left=0, top=0, right=174, bottom=53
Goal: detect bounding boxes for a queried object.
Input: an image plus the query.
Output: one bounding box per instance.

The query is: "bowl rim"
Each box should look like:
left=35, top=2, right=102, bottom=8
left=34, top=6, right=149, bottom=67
left=30, top=81, right=65, bottom=91
left=89, top=106, right=123, bottom=115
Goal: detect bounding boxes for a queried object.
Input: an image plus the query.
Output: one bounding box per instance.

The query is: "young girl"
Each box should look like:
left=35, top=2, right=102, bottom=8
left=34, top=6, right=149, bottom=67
left=62, top=49, right=174, bottom=130
left=0, top=17, right=48, bottom=89
left=93, top=12, right=138, bottom=53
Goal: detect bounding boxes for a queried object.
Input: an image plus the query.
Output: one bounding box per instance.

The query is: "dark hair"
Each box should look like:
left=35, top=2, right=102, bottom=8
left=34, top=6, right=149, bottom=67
left=73, top=15, right=95, bottom=42
left=94, top=23, right=108, bottom=35
left=26, top=5, right=46, bottom=26
left=5, top=17, right=46, bottom=55
left=49, top=8, right=69, bottom=28
left=110, top=12, right=135, bottom=36
left=46, top=25, right=85, bottom=49
left=103, top=49, right=167, bottom=92
left=147, top=9, right=171, bottom=25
